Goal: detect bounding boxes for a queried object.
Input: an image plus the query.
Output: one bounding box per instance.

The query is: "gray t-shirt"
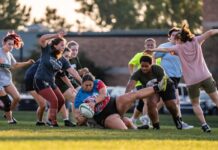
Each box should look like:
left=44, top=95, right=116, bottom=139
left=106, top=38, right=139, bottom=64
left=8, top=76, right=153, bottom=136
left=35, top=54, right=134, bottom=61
left=0, top=48, right=16, bottom=87
left=35, top=45, right=71, bottom=83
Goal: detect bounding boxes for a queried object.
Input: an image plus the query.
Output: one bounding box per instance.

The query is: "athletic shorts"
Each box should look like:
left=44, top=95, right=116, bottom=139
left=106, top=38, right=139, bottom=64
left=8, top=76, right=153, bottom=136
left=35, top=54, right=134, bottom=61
left=33, top=78, right=57, bottom=92
left=170, top=77, right=181, bottom=89
left=159, top=80, right=176, bottom=101
left=187, top=77, right=217, bottom=99
left=25, top=77, right=34, bottom=92
left=93, top=97, right=118, bottom=127
left=55, top=78, right=69, bottom=93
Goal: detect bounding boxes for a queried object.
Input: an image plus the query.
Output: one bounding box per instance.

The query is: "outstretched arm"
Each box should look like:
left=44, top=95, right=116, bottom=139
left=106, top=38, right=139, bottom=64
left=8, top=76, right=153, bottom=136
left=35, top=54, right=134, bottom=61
left=11, top=59, right=35, bottom=69
left=125, top=80, right=137, bottom=93
left=149, top=47, right=173, bottom=53
left=66, top=67, right=82, bottom=84
left=39, top=30, right=66, bottom=47
left=197, top=29, right=218, bottom=44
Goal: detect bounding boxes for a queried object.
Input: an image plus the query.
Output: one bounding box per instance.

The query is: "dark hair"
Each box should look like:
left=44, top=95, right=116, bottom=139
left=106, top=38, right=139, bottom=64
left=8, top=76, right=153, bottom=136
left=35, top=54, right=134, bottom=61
left=50, top=37, right=65, bottom=50
left=3, top=32, right=23, bottom=49
left=140, top=55, right=152, bottom=64
left=175, top=23, right=194, bottom=42
left=63, top=47, right=71, bottom=53
left=50, top=37, right=65, bottom=58
left=168, top=27, right=180, bottom=37
left=82, top=73, right=95, bottom=83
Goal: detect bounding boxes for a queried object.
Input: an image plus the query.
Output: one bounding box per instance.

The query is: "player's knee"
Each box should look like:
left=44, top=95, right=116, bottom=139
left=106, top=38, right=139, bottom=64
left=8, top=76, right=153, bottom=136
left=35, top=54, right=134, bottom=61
left=13, top=95, right=21, bottom=102
left=0, top=95, right=11, bottom=112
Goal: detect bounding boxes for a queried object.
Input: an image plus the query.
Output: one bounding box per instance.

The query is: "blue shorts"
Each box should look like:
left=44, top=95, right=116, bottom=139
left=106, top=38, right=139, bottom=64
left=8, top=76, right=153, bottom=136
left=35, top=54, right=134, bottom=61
left=25, top=77, right=34, bottom=92
left=33, top=78, right=57, bottom=91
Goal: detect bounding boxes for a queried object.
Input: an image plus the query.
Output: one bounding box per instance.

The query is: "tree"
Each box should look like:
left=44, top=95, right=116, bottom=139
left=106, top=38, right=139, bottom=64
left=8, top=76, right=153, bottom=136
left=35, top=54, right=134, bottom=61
left=33, top=7, right=72, bottom=31
left=75, top=0, right=202, bottom=32
left=0, top=0, right=31, bottom=29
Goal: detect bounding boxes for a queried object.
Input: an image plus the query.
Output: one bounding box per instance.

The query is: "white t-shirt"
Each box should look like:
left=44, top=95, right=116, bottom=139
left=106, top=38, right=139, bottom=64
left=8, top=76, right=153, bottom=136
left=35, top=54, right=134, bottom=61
left=0, top=48, right=16, bottom=88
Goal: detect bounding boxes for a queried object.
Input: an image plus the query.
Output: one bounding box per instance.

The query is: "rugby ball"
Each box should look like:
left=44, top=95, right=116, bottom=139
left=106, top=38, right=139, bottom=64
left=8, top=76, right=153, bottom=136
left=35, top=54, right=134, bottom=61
left=79, top=103, right=94, bottom=118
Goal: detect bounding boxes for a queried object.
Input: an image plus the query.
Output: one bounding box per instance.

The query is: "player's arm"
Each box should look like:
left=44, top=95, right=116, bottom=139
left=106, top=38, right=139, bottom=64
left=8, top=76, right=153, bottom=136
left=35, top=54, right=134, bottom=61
left=125, top=79, right=137, bottom=93
left=60, top=75, right=75, bottom=89
left=128, top=64, right=135, bottom=75
left=149, top=47, right=173, bottom=53
left=128, top=53, right=140, bottom=75
left=197, top=29, right=218, bottom=44
left=11, top=59, right=35, bottom=69
left=39, top=30, right=66, bottom=47
left=67, top=67, right=82, bottom=84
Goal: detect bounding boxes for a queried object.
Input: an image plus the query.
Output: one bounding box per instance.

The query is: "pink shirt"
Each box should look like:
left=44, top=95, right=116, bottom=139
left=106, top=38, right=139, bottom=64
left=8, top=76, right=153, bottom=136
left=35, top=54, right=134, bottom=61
left=170, top=36, right=211, bottom=86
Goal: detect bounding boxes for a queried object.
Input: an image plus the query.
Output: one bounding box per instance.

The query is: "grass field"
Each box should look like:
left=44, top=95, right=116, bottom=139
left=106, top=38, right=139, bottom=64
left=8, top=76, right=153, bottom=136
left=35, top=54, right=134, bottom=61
left=0, top=111, right=218, bottom=150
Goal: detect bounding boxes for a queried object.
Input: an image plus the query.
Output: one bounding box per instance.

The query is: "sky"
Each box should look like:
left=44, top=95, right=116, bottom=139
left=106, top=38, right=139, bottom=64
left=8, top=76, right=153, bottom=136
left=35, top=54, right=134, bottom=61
left=19, top=0, right=103, bottom=31
left=19, top=0, right=80, bottom=22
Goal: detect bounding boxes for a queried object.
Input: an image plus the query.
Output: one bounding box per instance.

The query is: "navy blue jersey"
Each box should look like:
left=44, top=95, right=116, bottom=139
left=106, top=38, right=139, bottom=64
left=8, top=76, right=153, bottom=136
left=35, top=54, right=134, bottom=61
left=35, top=45, right=71, bottom=82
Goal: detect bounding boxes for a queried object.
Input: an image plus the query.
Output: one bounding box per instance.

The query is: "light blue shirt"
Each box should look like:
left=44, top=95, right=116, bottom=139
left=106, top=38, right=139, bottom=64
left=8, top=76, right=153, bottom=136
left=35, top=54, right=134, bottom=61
left=154, top=42, right=182, bottom=78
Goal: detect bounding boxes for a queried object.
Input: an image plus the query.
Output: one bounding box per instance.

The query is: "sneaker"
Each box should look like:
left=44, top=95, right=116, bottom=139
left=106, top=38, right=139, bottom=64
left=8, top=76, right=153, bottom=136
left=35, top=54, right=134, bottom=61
left=64, top=120, right=76, bottom=127
left=137, top=124, right=149, bottom=129
left=8, top=120, right=17, bottom=124
left=173, top=117, right=182, bottom=130
left=153, top=122, right=160, bottom=130
left=139, top=115, right=150, bottom=126
left=36, top=121, right=46, bottom=126
left=46, top=119, right=59, bottom=127
left=158, top=76, right=168, bottom=91
left=46, top=119, right=52, bottom=126
left=181, top=122, right=194, bottom=130
left=4, top=114, right=17, bottom=124
left=201, top=124, right=211, bottom=133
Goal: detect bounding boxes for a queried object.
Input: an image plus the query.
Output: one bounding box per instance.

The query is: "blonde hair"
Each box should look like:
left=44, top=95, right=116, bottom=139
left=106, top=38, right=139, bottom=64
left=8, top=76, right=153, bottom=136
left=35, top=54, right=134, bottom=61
left=67, top=40, right=79, bottom=49
left=144, top=38, right=156, bottom=44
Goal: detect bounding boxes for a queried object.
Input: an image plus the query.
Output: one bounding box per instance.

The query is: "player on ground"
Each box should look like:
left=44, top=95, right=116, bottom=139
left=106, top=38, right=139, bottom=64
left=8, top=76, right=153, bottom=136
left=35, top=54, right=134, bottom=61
left=74, top=73, right=168, bottom=129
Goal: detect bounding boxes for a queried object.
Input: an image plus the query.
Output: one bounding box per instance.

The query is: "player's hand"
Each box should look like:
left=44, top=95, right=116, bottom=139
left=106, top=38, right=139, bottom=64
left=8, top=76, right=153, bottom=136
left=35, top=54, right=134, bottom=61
left=57, top=30, right=67, bottom=38
left=87, top=101, right=95, bottom=111
left=27, top=59, right=35, bottom=64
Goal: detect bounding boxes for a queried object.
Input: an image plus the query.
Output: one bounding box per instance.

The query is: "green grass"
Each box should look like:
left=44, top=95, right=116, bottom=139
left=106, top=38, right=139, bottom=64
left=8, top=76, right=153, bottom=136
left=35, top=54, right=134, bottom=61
left=0, top=111, right=218, bottom=150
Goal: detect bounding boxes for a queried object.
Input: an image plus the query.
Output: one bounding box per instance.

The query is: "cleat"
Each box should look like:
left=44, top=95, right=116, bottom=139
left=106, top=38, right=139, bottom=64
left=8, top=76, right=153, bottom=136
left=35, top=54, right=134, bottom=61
left=201, top=124, right=211, bottom=133
left=139, top=115, right=150, bottom=126
left=36, top=121, right=46, bottom=126
left=181, top=122, right=194, bottom=130
left=137, top=124, right=149, bottom=129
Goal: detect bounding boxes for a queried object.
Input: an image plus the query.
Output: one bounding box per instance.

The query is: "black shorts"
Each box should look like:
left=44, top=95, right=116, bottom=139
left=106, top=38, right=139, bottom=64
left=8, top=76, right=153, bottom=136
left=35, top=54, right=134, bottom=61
left=55, top=78, right=69, bottom=93
left=34, top=78, right=57, bottom=92
left=159, top=80, right=176, bottom=101
left=170, top=77, right=181, bottom=89
left=93, top=97, right=118, bottom=127
left=25, top=77, right=34, bottom=92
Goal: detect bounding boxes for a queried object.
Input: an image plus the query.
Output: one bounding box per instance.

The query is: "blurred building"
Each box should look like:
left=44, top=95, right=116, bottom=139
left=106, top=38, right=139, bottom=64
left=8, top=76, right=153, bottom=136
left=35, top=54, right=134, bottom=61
left=65, top=30, right=168, bottom=85
left=203, top=0, right=218, bottom=30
